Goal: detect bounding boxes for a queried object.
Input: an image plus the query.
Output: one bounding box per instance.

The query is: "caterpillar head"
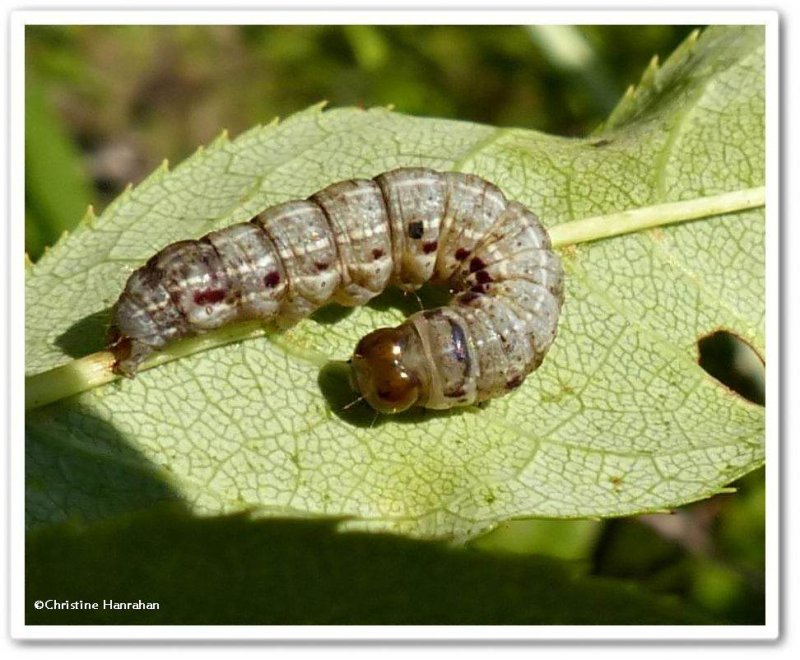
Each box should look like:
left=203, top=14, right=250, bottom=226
left=349, top=325, right=429, bottom=414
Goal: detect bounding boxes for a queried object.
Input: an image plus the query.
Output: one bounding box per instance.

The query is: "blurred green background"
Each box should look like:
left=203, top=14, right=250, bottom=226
left=25, top=24, right=765, bottom=625
left=25, top=24, right=705, bottom=261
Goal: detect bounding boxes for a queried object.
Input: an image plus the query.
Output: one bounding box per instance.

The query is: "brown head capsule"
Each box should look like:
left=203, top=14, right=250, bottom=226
left=349, top=325, right=431, bottom=414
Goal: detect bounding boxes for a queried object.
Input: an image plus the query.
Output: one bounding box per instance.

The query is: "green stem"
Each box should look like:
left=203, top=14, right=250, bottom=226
left=25, top=321, right=268, bottom=410
left=549, top=186, right=765, bottom=248
left=25, top=187, right=766, bottom=411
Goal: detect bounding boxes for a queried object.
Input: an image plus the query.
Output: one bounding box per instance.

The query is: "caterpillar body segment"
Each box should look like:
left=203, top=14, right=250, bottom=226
left=110, top=168, right=565, bottom=413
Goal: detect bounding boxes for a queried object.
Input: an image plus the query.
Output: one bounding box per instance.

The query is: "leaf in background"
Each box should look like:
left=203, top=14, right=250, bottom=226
left=470, top=517, right=603, bottom=561
left=25, top=26, right=765, bottom=540
left=25, top=74, right=94, bottom=261
left=26, top=509, right=715, bottom=625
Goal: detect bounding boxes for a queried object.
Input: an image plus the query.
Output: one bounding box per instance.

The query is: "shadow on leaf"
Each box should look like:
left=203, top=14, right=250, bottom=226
left=26, top=402, right=189, bottom=529
left=310, top=302, right=356, bottom=325
left=26, top=507, right=719, bottom=625
left=55, top=307, right=113, bottom=359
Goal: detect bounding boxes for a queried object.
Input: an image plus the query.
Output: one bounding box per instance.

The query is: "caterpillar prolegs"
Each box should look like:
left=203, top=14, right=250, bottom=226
left=109, top=168, right=565, bottom=414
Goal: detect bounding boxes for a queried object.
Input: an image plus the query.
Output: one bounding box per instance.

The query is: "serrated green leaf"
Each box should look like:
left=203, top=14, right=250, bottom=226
left=25, top=26, right=765, bottom=539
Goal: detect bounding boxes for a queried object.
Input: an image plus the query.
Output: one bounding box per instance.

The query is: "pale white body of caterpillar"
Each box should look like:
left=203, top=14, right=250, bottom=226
left=110, top=168, right=564, bottom=413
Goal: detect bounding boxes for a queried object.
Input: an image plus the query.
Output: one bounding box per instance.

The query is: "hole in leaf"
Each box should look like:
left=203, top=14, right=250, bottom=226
left=697, top=330, right=764, bottom=406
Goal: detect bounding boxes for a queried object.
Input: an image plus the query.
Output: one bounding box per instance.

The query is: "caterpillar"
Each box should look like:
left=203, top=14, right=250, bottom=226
left=109, top=167, right=565, bottom=414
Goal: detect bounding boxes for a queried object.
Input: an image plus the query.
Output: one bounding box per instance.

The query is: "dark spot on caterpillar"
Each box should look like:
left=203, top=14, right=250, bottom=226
left=506, top=375, right=524, bottom=390
left=193, top=288, right=226, bottom=306
left=264, top=271, right=281, bottom=288
left=408, top=221, right=424, bottom=239
left=448, top=319, right=469, bottom=367
left=198, top=247, right=222, bottom=276
left=422, top=241, right=438, bottom=254
left=316, top=262, right=330, bottom=271
left=423, top=309, right=444, bottom=320
left=450, top=387, right=466, bottom=398
left=475, top=270, right=493, bottom=284
left=454, top=248, right=471, bottom=261
left=458, top=292, right=480, bottom=305
left=372, top=248, right=385, bottom=260
left=139, top=263, right=165, bottom=289
left=469, top=257, right=486, bottom=273
left=470, top=284, right=487, bottom=294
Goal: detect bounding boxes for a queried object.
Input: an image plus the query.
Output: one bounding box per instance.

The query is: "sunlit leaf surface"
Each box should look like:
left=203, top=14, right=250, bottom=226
left=26, top=26, right=765, bottom=540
